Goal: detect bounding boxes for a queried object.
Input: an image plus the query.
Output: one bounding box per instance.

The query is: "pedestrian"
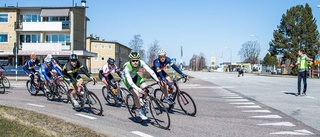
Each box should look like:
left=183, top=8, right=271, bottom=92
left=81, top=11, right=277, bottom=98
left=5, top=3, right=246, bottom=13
left=294, top=49, right=313, bottom=96
left=238, top=65, right=244, bottom=77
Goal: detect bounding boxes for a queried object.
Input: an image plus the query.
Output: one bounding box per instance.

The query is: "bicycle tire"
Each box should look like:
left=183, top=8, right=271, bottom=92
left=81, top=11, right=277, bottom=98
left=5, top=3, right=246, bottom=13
left=149, top=97, right=171, bottom=129
left=0, top=80, right=5, bottom=94
left=45, top=84, right=55, bottom=101
left=126, top=94, right=141, bottom=122
left=59, top=80, right=69, bottom=91
left=119, top=88, right=130, bottom=104
left=154, top=88, right=174, bottom=111
left=2, top=76, right=10, bottom=88
left=177, top=91, right=197, bottom=116
left=102, top=86, right=117, bottom=106
left=56, top=85, right=68, bottom=103
left=26, top=80, right=38, bottom=96
left=87, top=91, right=103, bottom=116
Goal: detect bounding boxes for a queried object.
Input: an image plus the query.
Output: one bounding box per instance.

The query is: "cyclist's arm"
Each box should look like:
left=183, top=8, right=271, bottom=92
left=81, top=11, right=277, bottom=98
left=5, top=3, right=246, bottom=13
left=54, top=65, right=63, bottom=77
left=123, top=66, right=141, bottom=91
left=41, top=65, right=52, bottom=83
left=141, top=60, right=160, bottom=82
left=79, top=65, right=93, bottom=79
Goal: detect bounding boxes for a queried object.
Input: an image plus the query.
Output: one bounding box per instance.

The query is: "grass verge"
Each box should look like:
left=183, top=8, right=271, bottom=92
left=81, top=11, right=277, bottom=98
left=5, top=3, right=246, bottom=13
left=0, top=105, right=106, bottom=137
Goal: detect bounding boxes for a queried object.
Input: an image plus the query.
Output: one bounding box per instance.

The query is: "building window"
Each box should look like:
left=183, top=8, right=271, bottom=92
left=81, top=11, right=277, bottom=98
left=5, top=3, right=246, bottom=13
left=19, top=34, right=40, bottom=44
left=0, top=14, right=8, bottom=22
left=101, top=45, right=105, bottom=49
left=45, top=34, right=70, bottom=45
left=94, top=45, right=98, bottom=49
left=109, top=45, right=112, bottom=49
left=0, top=34, right=8, bottom=42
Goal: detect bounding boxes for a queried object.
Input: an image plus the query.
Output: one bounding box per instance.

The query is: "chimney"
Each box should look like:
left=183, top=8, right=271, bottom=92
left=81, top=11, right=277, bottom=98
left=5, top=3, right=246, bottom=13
left=95, top=36, right=99, bottom=40
left=81, top=0, right=86, bottom=7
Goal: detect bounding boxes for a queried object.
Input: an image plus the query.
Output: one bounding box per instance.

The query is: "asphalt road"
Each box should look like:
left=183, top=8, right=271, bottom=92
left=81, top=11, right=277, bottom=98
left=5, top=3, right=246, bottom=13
left=0, top=72, right=320, bottom=137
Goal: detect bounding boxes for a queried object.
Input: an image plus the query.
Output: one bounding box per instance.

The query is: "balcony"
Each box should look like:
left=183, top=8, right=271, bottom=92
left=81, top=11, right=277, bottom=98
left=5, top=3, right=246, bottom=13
left=21, top=43, right=70, bottom=51
left=15, top=22, right=70, bottom=31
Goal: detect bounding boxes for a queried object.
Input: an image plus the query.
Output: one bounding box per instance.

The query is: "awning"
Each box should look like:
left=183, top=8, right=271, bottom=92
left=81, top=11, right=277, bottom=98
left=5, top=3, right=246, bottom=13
left=40, top=9, right=70, bottom=17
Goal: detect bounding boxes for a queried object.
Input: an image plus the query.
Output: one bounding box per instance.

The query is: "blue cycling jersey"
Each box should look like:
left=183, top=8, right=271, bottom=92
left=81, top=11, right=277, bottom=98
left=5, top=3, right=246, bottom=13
left=40, top=62, right=62, bottom=83
left=24, top=58, right=40, bottom=70
left=152, top=56, right=183, bottom=80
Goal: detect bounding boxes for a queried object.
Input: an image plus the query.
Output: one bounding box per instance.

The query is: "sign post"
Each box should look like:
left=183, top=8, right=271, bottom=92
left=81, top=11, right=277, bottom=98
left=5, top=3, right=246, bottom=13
left=315, top=54, right=320, bottom=78
left=13, top=43, right=18, bottom=81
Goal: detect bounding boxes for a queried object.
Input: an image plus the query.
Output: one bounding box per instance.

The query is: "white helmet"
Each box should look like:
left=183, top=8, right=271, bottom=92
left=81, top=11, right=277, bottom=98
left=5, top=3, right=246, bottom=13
left=158, top=49, right=167, bottom=56
left=44, top=57, right=51, bottom=64
left=47, top=54, right=53, bottom=59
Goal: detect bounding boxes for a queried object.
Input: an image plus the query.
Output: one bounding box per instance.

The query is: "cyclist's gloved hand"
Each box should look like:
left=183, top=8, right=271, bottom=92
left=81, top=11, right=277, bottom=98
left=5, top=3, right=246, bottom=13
left=181, top=74, right=187, bottom=78
left=137, top=88, right=144, bottom=94
left=167, top=81, right=173, bottom=87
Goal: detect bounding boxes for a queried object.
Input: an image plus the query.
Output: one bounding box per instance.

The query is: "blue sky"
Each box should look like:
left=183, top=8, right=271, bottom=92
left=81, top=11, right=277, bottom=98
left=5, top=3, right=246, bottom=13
left=2, top=0, right=320, bottom=65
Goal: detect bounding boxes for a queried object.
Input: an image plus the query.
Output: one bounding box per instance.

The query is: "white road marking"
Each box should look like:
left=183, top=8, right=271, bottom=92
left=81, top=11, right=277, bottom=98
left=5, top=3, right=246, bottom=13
left=257, top=122, right=295, bottom=126
left=181, top=86, right=235, bottom=89
left=27, top=103, right=45, bottom=108
left=270, top=129, right=314, bottom=135
left=225, top=99, right=249, bottom=102
left=305, top=96, right=317, bottom=99
left=131, top=131, right=154, bottom=137
left=75, top=113, right=96, bottom=120
left=222, top=96, right=243, bottom=99
left=230, top=102, right=255, bottom=105
left=235, top=105, right=261, bottom=108
left=242, top=110, right=271, bottom=113
left=250, top=115, right=282, bottom=119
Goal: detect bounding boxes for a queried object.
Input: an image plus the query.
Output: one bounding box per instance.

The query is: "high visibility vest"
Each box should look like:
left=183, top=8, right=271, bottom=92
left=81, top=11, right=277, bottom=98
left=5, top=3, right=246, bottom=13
left=297, top=56, right=308, bottom=70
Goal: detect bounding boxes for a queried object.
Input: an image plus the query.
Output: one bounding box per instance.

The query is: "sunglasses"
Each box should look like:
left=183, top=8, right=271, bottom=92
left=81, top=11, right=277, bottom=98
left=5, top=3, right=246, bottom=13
left=131, top=60, right=139, bottom=62
left=159, top=56, right=166, bottom=59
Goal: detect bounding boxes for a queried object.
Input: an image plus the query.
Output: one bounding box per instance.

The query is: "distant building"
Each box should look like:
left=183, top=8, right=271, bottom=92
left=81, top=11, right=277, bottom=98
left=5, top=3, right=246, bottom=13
left=0, top=2, right=96, bottom=66
left=86, top=34, right=131, bottom=73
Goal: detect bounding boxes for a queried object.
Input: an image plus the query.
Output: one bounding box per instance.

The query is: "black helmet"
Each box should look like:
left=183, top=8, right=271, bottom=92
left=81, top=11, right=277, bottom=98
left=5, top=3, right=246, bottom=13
left=69, top=54, right=78, bottom=61
left=128, top=52, right=140, bottom=60
left=107, top=57, right=115, bottom=65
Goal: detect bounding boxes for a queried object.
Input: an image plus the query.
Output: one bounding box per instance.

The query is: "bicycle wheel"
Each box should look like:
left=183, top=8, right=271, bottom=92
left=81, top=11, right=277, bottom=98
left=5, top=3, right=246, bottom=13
left=102, top=86, right=117, bottom=106
left=126, top=94, right=141, bottom=122
left=2, top=76, right=10, bottom=88
left=119, top=88, right=129, bottom=104
left=0, top=80, right=5, bottom=94
left=154, top=88, right=173, bottom=111
left=87, top=91, right=103, bottom=116
left=177, top=91, right=197, bottom=116
left=45, top=85, right=55, bottom=101
left=56, top=85, right=68, bottom=103
left=26, top=80, right=38, bottom=96
left=59, top=80, right=69, bottom=91
left=149, top=97, right=170, bottom=129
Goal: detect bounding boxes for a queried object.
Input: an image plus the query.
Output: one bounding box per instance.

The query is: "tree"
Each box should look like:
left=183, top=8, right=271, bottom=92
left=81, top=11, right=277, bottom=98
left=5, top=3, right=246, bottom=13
left=129, top=35, right=145, bottom=60
left=188, top=53, right=206, bottom=71
left=262, top=53, right=278, bottom=67
left=268, top=3, right=319, bottom=74
left=238, top=40, right=261, bottom=64
left=147, top=40, right=160, bottom=65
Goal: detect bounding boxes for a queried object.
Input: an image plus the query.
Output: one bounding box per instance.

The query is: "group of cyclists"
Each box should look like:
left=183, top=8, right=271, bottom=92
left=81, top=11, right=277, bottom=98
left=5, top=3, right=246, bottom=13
left=22, top=49, right=188, bottom=120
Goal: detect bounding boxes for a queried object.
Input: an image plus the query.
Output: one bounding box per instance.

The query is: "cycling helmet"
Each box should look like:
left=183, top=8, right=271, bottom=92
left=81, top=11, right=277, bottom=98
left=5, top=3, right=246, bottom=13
left=47, top=54, right=53, bottom=59
left=44, top=57, right=51, bottom=64
left=30, top=52, right=37, bottom=58
left=107, top=57, right=115, bottom=65
left=158, top=49, right=167, bottom=56
left=129, top=52, right=140, bottom=60
left=69, top=54, right=78, bottom=61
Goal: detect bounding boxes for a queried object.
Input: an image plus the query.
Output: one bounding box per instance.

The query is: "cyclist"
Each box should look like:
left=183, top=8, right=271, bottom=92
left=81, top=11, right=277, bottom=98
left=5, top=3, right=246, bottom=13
left=46, top=54, right=62, bottom=71
left=23, top=52, right=41, bottom=91
left=39, top=57, right=63, bottom=93
left=99, top=57, right=122, bottom=100
left=62, top=54, right=96, bottom=109
left=152, top=49, right=188, bottom=105
left=122, top=52, right=160, bottom=120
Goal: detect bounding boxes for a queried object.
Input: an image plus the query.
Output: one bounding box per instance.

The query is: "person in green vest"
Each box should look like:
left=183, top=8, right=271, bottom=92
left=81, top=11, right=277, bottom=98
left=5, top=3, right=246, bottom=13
left=294, top=49, right=313, bottom=96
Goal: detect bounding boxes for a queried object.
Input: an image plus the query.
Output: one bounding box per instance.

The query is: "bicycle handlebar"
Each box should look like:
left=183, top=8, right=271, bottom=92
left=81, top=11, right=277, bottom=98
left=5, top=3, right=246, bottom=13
left=82, top=79, right=96, bottom=86
left=175, top=76, right=189, bottom=83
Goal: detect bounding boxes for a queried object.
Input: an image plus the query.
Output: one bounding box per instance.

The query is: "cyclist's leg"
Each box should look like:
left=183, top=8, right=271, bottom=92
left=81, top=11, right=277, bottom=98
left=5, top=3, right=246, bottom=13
left=124, top=76, right=141, bottom=108
left=99, top=72, right=109, bottom=88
